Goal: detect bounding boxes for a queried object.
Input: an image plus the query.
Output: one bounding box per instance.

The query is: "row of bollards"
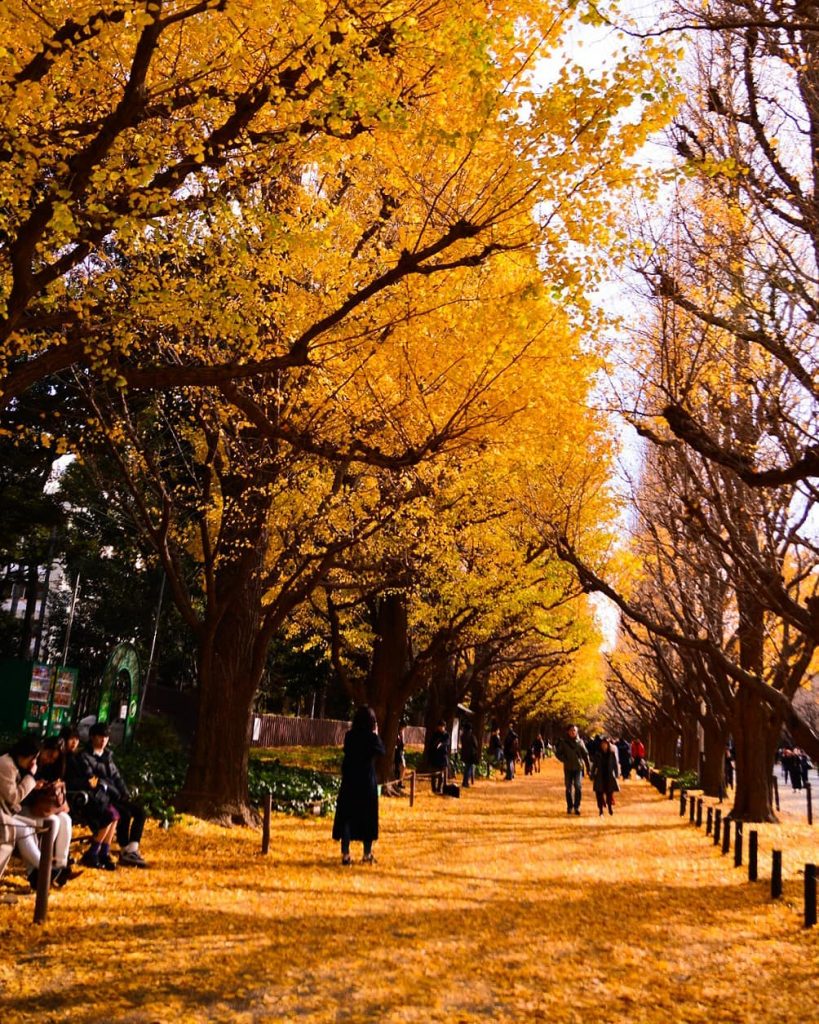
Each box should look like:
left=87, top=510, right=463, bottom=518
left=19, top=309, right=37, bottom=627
left=681, top=790, right=816, bottom=929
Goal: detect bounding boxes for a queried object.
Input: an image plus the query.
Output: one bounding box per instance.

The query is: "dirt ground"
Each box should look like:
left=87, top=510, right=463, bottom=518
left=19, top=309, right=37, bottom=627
left=1, top=761, right=817, bottom=1023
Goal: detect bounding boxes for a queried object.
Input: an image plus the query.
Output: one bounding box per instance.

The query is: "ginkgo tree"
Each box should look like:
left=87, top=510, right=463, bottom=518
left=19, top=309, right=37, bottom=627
left=7, top=0, right=679, bottom=820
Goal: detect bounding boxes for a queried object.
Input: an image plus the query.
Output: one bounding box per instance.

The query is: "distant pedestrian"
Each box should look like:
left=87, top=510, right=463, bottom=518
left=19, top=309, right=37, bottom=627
left=460, top=722, right=479, bottom=788
left=394, top=726, right=406, bottom=788
left=531, top=734, right=545, bottom=773
left=555, top=724, right=591, bottom=815
left=488, top=727, right=504, bottom=774
left=591, top=737, right=620, bottom=815
left=616, top=738, right=632, bottom=781
left=630, top=738, right=646, bottom=763
left=503, top=725, right=520, bottom=781
left=332, top=706, right=385, bottom=865
left=429, top=720, right=449, bottom=794
left=724, top=745, right=735, bottom=789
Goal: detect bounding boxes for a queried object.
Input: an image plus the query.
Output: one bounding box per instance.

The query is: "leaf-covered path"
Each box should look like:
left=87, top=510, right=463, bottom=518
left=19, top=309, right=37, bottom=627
left=1, top=762, right=817, bottom=1023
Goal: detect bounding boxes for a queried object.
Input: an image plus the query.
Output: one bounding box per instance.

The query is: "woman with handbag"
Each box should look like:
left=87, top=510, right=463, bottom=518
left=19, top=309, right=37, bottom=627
left=0, top=736, right=72, bottom=889
left=18, top=735, right=75, bottom=887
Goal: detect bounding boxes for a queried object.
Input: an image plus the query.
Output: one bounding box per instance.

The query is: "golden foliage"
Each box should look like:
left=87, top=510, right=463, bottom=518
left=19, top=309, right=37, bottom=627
left=2, top=764, right=816, bottom=1023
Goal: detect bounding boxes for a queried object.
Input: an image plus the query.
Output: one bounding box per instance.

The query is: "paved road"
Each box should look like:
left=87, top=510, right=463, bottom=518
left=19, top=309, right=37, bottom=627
left=774, top=762, right=818, bottom=822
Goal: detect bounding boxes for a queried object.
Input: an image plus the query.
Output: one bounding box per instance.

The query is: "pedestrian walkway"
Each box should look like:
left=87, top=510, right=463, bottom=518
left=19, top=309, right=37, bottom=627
left=1, top=763, right=817, bottom=1023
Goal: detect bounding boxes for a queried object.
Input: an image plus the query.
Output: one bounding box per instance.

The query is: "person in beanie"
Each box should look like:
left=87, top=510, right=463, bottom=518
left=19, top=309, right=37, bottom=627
left=84, top=722, right=148, bottom=867
left=555, top=724, right=591, bottom=815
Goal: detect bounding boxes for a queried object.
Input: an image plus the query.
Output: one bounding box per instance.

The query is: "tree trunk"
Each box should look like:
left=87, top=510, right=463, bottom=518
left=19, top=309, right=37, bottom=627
left=365, top=593, right=411, bottom=783
left=730, top=687, right=780, bottom=822
left=730, top=579, right=778, bottom=821
left=700, top=715, right=728, bottom=798
left=651, top=724, right=677, bottom=767
left=180, top=556, right=267, bottom=822
left=680, top=715, right=700, bottom=772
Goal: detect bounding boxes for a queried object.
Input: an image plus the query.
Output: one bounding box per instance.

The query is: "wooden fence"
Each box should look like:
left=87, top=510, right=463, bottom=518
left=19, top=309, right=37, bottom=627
left=250, top=714, right=425, bottom=748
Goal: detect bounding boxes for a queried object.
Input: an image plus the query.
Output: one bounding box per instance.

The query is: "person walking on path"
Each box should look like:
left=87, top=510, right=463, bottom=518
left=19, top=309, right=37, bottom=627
left=616, top=738, right=632, bottom=781
left=488, top=727, right=503, bottom=775
left=503, top=725, right=520, bottom=781
left=332, top=706, right=385, bottom=865
left=429, top=720, right=450, bottom=793
left=591, top=737, right=620, bottom=815
left=460, top=722, right=479, bottom=788
left=555, top=724, right=591, bottom=815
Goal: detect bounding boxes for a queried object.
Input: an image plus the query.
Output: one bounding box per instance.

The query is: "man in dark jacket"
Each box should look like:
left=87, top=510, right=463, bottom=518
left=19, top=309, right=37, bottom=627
left=555, top=724, right=591, bottom=815
left=85, top=722, right=148, bottom=867
left=503, top=725, right=520, bottom=781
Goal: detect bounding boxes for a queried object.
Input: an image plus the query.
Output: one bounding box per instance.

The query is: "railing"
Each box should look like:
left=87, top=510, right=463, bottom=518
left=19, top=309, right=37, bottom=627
left=250, top=713, right=425, bottom=748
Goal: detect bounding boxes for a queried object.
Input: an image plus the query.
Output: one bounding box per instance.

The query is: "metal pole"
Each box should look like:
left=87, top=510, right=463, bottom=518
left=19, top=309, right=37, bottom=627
left=137, top=572, right=166, bottom=726
left=734, top=823, right=743, bottom=868
left=261, top=791, right=272, bottom=855
left=714, top=808, right=722, bottom=845
left=722, top=817, right=731, bottom=855
left=32, top=527, right=57, bottom=662
left=409, top=770, right=416, bottom=808
left=706, top=806, right=713, bottom=836
left=696, top=798, right=703, bottom=828
left=807, top=784, right=813, bottom=826
left=61, top=572, right=81, bottom=666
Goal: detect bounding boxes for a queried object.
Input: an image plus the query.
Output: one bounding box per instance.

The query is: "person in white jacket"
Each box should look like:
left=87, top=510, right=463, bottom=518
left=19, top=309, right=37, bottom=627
left=0, top=735, right=73, bottom=889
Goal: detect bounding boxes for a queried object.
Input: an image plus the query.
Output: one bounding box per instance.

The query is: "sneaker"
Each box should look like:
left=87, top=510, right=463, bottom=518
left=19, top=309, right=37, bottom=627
left=53, top=866, right=82, bottom=888
left=341, top=854, right=352, bottom=866
left=99, top=855, right=117, bottom=871
left=362, top=853, right=376, bottom=864
left=574, top=809, right=581, bottom=816
left=608, top=807, right=614, bottom=815
left=119, top=849, right=148, bottom=868
left=27, top=868, right=39, bottom=891
left=80, top=850, right=100, bottom=869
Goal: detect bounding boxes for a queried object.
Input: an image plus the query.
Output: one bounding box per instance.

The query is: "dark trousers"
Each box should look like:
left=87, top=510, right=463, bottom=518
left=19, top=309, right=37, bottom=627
left=340, top=822, right=372, bottom=857
left=114, top=800, right=146, bottom=847
left=596, top=791, right=614, bottom=812
left=564, top=768, right=582, bottom=810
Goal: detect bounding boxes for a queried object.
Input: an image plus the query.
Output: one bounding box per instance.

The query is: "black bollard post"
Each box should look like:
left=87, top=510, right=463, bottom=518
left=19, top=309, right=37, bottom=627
left=261, top=790, right=272, bottom=855
left=714, top=808, right=722, bottom=845
left=680, top=790, right=687, bottom=816
left=722, top=817, right=731, bottom=855
left=805, top=864, right=817, bottom=928
left=771, top=775, right=780, bottom=813
left=734, top=823, right=743, bottom=868
left=689, top=795, right=696, bottom=823
left=33, top=819, right=57, bottom=925
left=749, top=830, right=758, bottom=882
left=696, top=798, right=703, bottom=828
left=771, top=850, right=783, bottom=899
left=807, top=784, right=813, bottom=826
left=706, top=806, right=713, bottom=836
left=409, top=770, right=416, bottom=808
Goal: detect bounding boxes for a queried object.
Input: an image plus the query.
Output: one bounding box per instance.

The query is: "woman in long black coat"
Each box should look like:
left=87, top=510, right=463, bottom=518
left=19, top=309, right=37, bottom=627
left=591, top=737, right=621, bottom=816
left=332, top=706, right=385, bottom=865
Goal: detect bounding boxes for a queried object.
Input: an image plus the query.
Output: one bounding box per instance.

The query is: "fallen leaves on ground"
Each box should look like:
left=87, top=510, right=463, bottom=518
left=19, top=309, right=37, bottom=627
left=1, top=763, right=817, bottom=1023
